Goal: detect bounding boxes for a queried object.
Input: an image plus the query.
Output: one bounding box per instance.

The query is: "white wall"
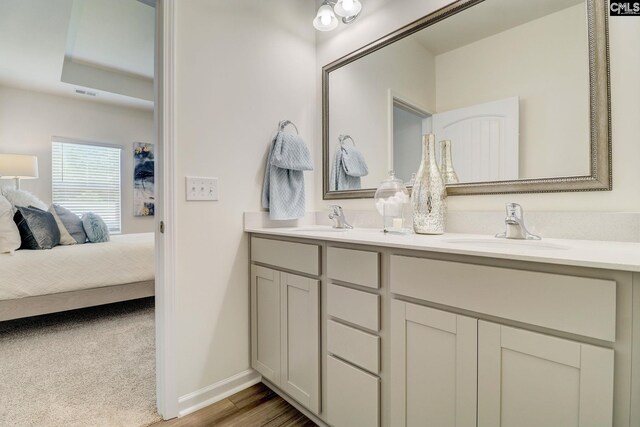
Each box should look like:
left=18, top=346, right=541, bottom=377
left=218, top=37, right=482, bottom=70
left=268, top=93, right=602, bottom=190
left=316, top=0, right=640, bottom=213
left=174, top=0, right=316, bottom=397
left=329, top=36, right=435, bottom=188
left=0, top=85, right=154, bottom=234
left=435, top=3, right=589, bottom=179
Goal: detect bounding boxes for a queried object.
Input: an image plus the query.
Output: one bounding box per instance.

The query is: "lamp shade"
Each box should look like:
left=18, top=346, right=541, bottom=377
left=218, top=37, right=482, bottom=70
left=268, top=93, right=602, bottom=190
left=0, top=154, right=39, bottom=179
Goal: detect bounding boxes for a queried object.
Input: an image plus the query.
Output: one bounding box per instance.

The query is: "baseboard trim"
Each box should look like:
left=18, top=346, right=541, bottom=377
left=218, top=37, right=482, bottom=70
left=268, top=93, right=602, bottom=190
left=177, top=369, right=261, bottom=417
left=262, top=378, right=329, bottom=427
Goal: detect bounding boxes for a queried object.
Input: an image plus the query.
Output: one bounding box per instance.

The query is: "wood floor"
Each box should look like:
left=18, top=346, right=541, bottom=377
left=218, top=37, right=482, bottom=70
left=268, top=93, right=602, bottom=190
left=152, top=383, right=317, bottom=427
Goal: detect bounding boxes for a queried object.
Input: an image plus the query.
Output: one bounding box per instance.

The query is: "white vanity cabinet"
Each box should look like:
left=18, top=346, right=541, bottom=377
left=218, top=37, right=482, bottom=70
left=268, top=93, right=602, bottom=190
left=390, top=255, right=616, bottom=427
left=390, top=300, right=614, bottom=427
left=250, top=238, right=321, bottom=415
left=247, top=231, right=639, bottom=427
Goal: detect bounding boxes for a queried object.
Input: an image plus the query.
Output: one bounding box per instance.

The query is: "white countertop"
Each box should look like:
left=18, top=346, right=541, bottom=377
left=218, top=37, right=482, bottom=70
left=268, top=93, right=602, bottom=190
left=245, top=225, right=640, bottom=272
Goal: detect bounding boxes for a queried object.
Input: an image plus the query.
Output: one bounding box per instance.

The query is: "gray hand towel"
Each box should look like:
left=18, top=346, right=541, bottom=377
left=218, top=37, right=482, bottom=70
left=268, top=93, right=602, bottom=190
left=262, top=131, right=313, bottom=220
left=330, top=144, right=369, bottom=191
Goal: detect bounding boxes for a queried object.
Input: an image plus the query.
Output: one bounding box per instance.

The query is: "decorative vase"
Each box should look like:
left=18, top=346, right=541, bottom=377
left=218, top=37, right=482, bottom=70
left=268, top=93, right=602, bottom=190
left=439, top=139, right=459, bottom=184
left=411, top=134, right=446, bottom=234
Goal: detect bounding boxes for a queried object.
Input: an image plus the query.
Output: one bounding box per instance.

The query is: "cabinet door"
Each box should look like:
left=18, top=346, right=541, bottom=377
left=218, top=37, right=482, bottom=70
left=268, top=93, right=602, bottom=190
left=327, top=355, right=380, bottom=427
left=478, top=321, right=614, bottom=427
left=251, top=265, right=281, bottom=385
left=280, top=272, right=320, bottom=414
left=391, top=300, right=478, bottom=427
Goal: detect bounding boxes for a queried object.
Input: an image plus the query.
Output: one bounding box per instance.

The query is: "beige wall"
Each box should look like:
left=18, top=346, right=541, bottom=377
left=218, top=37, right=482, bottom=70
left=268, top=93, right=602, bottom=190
left=435, top=3, right=589, bottom=179
left=0, top=85, right=154, bottom=234
left=329, top=36, right=435, bottom=188
left=174, top=0, right=316, bottom=396
left=316, top=0, right=640, bottom=212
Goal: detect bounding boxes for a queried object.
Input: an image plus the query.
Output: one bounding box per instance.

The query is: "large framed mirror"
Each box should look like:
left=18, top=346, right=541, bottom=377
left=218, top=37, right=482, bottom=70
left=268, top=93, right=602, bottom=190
left=322, top=0, right=610, bottom=199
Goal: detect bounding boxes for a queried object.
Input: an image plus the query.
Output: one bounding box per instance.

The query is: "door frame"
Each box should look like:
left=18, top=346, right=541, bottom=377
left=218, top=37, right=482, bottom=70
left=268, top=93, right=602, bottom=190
left=154, top=0, right=178, bottom=419
left=387, top=89, right=433, bottom=177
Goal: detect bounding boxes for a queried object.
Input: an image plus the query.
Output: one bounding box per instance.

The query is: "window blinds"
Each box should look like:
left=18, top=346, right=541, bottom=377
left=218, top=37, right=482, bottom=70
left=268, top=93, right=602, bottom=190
left=52, top=141, right=122, bottom=233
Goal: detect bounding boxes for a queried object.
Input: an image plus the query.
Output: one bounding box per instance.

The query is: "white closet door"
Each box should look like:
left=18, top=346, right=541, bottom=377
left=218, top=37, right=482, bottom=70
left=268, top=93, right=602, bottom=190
left=280, top=273, right=320, bottom=414
left=432, top=96, right=519, bottom=183
left=390, top=300, right=477, bottom=427
left=250, top=265, right=281, bottom=385
left=478, top=321, right=614, bottom=427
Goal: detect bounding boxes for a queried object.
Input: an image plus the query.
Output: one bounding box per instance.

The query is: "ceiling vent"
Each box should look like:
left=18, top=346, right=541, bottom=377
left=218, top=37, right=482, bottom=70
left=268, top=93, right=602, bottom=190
left=75, top=89, right=97, bottom=97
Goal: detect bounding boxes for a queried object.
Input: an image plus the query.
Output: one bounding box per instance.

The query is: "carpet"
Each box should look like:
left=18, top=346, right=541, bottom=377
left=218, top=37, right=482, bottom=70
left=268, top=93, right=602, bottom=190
left=0, top=298, right=162, bottom=427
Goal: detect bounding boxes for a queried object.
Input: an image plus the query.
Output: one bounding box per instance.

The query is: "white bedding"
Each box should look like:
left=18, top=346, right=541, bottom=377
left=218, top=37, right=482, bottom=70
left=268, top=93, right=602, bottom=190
left=0, top=233, right=154, bottom=301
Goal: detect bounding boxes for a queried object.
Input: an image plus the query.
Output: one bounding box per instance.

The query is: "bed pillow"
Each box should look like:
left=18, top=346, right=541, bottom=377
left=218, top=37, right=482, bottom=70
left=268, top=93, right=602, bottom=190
left=49, top=204, right=86, bottom=244
left=1, top=188, right=47, bottom=213
left=82, top=212, right=110, bottom=243
left=48, top=205, right=76, bottom=245
left=13, top=206, right=61, bottom=250
left=0, top=196, right=21, bottom=254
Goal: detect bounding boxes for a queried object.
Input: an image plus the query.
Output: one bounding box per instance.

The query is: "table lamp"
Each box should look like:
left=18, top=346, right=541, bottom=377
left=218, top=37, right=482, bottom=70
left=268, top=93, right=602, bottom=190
left=0, top=154, right=39, bottom=190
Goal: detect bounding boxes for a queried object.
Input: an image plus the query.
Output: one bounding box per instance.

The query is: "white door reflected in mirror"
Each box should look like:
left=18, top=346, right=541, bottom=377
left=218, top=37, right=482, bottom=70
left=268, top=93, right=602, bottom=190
left=431, top=96, right=519, bottom=183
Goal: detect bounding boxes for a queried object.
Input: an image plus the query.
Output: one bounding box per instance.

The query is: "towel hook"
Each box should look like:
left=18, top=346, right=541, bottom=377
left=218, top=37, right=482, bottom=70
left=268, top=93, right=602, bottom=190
left=278, top=120, right=299, bottom=135
left=338, top=134, right=355, bottom=146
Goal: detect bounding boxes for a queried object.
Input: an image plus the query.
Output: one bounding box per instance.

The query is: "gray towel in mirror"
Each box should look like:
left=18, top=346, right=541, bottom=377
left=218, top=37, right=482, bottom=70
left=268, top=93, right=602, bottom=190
left=330, top=144, right=369, bottom=191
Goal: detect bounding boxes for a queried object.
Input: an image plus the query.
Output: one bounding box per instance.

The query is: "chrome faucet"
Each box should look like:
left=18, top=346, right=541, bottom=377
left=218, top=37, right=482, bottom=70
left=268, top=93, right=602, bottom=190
left=328, top=205, right=353, bottom=229
left=496, top=203, right=541, bottom=240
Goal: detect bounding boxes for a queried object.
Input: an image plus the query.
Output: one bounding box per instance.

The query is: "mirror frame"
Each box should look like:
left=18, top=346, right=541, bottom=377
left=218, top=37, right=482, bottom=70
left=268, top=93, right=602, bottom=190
left=322, top=0, right=611, bottom=199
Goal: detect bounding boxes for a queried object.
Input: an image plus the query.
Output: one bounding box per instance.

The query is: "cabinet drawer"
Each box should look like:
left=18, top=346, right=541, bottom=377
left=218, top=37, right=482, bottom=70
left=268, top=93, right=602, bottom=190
left=328, top=320, right=380, bottom=374
left=390, top=255, right=616, bottom=341
left=328, top=247, right=380, bottom=289
left=327, top=355, right=380, bottom=427
left=251, top=237, right=320, bottom=276
left=328, top=284, right=380, bottom=331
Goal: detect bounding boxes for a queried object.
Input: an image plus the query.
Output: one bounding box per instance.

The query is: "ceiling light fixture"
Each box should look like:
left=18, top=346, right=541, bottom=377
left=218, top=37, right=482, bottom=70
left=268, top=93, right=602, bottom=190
left=313, top=0, right=362, bottom=31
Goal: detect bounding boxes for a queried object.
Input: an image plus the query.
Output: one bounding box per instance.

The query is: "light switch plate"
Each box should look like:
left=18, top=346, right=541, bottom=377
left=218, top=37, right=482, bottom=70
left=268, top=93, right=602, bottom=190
left=186, top=176, right=219, bottom=201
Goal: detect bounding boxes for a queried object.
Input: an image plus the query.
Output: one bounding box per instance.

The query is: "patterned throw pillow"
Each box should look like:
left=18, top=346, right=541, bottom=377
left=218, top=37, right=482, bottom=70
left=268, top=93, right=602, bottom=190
left=13, top=206, right=61, bottom=250
left=82, top=212, right=110, bottom=243
left=49, top=204, right=86, bottom=244
left=0, top=196, right=20, bottom=254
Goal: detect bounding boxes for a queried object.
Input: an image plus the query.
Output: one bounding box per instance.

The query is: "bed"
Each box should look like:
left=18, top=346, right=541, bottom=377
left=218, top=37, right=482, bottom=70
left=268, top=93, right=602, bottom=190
left=0, top=232, right=155, bottom=321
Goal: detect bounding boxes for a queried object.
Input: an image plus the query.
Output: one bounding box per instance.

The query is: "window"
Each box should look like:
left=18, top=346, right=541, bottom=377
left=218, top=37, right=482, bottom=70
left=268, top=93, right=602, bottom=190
left=52, top=140, right=122, bottom=233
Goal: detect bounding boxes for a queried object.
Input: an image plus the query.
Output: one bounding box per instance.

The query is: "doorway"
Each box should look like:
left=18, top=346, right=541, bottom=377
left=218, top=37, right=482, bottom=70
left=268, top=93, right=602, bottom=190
left=0, top=0, right=176, bottom=424
left=388, top=92, right=433, bottom=184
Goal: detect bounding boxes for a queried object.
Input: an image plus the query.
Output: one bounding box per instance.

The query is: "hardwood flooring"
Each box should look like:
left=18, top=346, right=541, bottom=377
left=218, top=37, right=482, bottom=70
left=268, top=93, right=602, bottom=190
left=152, top=383, right=317, bottom=427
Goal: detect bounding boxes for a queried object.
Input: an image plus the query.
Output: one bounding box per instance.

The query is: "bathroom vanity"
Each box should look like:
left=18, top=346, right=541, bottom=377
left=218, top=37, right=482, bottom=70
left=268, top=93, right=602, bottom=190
left=246, top=225, right=640, bottom=427
left=255, top=0, right=624, bottom=423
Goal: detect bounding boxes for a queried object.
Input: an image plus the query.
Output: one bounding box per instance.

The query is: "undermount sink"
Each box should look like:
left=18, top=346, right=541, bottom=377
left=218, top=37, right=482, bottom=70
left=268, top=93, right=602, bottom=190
left=293, top=226, right=350, bottom=233
left=443, top=237, right=568, bottom=251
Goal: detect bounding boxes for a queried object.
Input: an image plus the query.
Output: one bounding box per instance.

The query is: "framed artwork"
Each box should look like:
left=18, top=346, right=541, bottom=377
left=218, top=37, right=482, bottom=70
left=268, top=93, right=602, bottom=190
left=133, top=142, right=154, bottom=216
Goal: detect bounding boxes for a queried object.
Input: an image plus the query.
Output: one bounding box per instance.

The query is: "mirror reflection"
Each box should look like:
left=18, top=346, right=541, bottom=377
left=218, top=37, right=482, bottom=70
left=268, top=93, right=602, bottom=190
left=327, top=0, right=589, bottom=191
